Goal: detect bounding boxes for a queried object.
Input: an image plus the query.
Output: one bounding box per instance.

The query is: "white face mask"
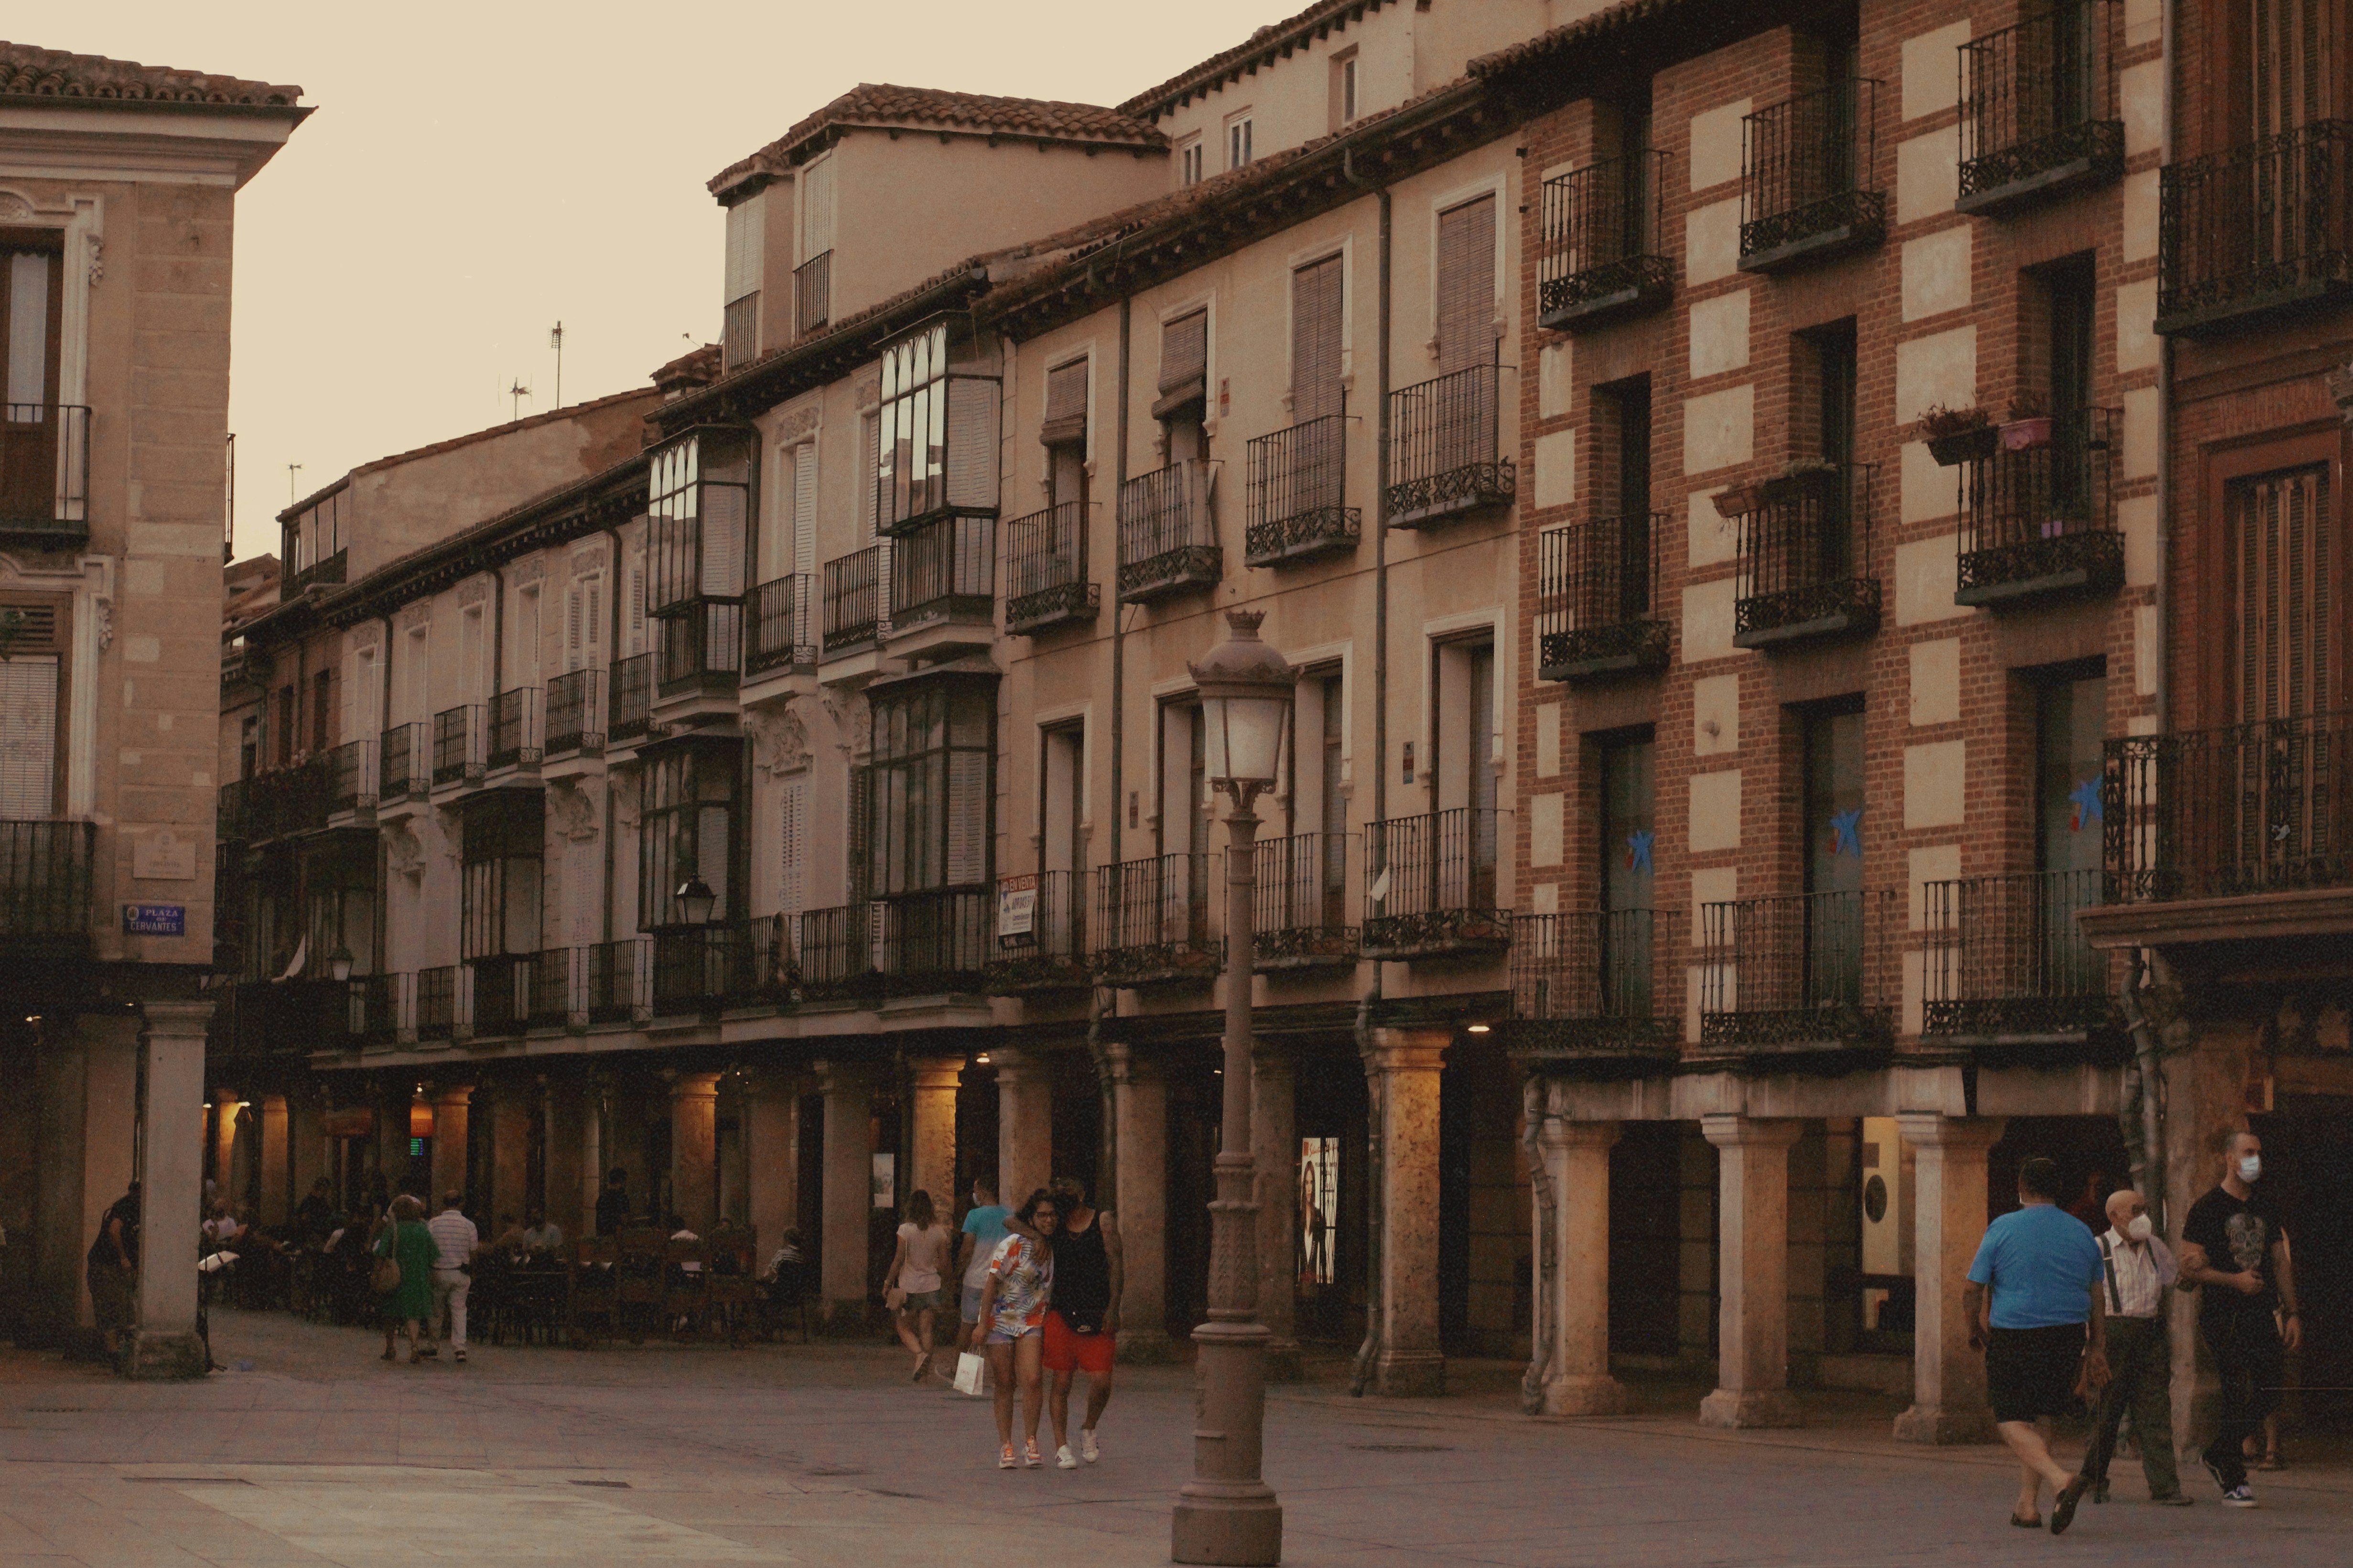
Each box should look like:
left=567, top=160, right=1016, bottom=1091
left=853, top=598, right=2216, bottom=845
left=2126, top=1214, right=2154, bottom=1242
left=2237, top=1154, right=2263, bottom=1183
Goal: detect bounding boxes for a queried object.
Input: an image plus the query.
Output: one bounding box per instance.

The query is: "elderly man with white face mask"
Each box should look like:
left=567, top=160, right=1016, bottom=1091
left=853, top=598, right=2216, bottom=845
left=2081, top=1190, right=2190, bottom=1506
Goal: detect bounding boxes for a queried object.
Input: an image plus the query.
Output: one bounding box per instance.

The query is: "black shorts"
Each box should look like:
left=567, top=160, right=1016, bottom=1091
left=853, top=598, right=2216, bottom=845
left=1986, top=1323, right=2088, bottom=1424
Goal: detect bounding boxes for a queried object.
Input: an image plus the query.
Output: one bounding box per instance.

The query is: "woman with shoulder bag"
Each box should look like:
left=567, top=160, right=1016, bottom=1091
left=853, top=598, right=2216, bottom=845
left=373, top=1194, right=435, bottom=1363
left=885, top=1190, right=952, bottom=1382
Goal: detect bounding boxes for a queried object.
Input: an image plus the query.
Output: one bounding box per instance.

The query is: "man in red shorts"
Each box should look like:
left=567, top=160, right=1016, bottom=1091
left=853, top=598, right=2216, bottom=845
left=1042, top=1172, right=1123, bottom=1469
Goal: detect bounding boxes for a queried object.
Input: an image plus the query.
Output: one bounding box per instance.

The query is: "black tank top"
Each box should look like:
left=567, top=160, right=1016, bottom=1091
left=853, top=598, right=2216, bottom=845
left=1054, top=1214, right=1110, bottom=1323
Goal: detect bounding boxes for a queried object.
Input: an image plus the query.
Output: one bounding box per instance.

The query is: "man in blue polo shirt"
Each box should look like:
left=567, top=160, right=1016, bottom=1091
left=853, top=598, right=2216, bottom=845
left=1964, top=1155, right=2110, bottom=1536
left=952, top=1175, right=1012, bottom=1368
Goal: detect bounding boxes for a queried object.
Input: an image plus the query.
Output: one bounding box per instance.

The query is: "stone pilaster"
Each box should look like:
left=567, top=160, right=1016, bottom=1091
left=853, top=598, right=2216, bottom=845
left=1371, top=1027, right=1448, bottom=1397
left=669, top=1072, right=722, bottom=1234
left=993, top=1046, right=1053, bottom=1205
left=128, top=1000, right=211, bottom=1379
left=745, top=1073, right=802, bottom=1263
left=908, top=1057, right=962, bottom=1214
left=815, top=1060, right=874, bottom=1331
left=1108, top=1042, right=1171, bottom=1360
left=257, top=1095, right=290, bottom=1225
left=542, top=1075, right=585, bottom=1243
left=1539, top=1115, right=1627, bottom=1416
left=1892, top=1114, right=2006, bottom=1444
left=1698, top=1114, right=1805, bottom=1428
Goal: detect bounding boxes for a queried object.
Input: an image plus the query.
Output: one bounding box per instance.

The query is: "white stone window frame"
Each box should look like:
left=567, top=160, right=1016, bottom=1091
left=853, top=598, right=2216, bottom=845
left=1421, top=170, right=1512, bottom=364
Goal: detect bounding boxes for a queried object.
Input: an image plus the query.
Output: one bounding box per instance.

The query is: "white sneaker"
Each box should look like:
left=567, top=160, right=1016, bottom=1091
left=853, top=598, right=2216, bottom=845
left=1056, top=1444, right=1078, bottom=1470
left=1080, top=1429, right=1100, bottom=1464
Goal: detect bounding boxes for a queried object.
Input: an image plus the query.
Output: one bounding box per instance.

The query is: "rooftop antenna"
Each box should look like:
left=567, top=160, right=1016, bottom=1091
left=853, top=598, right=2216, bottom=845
left=286, top=462, right=302, bottom=504
left=508, top=380, right=532, bottom=421
left=549, top=321, right=565, bottom=408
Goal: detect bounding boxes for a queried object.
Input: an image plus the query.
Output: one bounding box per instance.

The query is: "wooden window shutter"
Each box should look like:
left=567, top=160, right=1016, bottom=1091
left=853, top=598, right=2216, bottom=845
left=848, top=762, right=874, bottom=904
left=793, top=445, right=818, bottom=576
left=1154, top=310, right=1209, bottom=419
left=584, top=576, right=603, bottom=663
left=0, top=653, right=58, bottom=816
left=1436, top=194, right=1497, bottom=376
left=1042, top=360, right=1090, bottom=447
left=723, top=192, right=765, bottom=306
left=2231, top=464, right=2333, bottom=721
left=778, top=779, right=806, bottom=917
left=565, top=585, right=584, bottom=671
left=1291, top=257, right=1345, bottom=424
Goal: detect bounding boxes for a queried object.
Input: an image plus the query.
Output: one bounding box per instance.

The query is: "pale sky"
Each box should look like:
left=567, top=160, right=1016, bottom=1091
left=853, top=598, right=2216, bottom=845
left=60, top=0, right=1285, bottom=560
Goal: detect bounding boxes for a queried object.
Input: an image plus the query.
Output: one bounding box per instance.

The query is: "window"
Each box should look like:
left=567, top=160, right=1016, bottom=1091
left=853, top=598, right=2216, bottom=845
left=1161, top=700, right=1213, bottom=859
left=311, top=669, right=333, bottom=753
left=275, top=684, right=295, bottom=767
left=722, top=191, right=765, bottom=370
left=1600, top=735, right=1656, bottom=915
left=648, top=431, right=751, bottom=615
left=2035, top=670, right=2107, bottom=874
left=461, top=792, right=544, bottom=959
left=283, top=490, right=344, bottom=585
left=1803, top=703, right=1865, bottom=896
left=641, top=741, right=740, bottom=929
left=513, top=583, right=541, bottom=688
left=1, top=239, right=60, bottom=410
left=1227, top=114, right=1254, bottom=171
left=459, top=604, right=488, bottom=704
left=2228, top=464, right=2333, bottom=721
left=777, top=777, right=806, bottom=919
left=1044, top=358, right=1089, bottom=515
left=564, top=572, right=604, bottom=672
left=1292, top=255, right=1344, bottom=424
left=400, top=626, right=430, bottom=725
left=1040, top=723, right=1085, bottom=879
left=1179, top=137, right=1205, bottom=186
left=874, top=317, right=1001, bottom=534
left=868, top=676, right=995, bottom=895
left=0, top=599, right=64, bottom=816
left=799, top=156, right=836, bottom=269
left=1435, top=195, right=1497, bottom=375
left=1155, top=309, right=1209, bottom=461
left=1331, top=49, right=1360, bottom=130
left=2246, top=0, right=2334, bottom=137
left=239, top=716, right=259, bottom=784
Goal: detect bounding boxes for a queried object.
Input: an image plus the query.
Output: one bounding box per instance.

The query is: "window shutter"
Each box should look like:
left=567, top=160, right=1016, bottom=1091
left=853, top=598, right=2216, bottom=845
left=1154, top=309, right=1209, bottom=419
left=848, top=763, right=873, bottom=904
left=794, top=445, right=818, bottom=577
left=1042, top=359, right=1090, bottom=447
left=779, top=779, right=806, bottom=916
left=565, top=586, right=583, bottom=671
left=1436, top=194, right=1497, bottom=376
left=628, top=559, right=647, bottom=653
left=947, top=749, right=988, bottom=885
left=0, top=654, right=58, bottom=816
left=723, top=192, right=765, bottom=306
left=2232, top=465, right=2333, bottom=721
left=800, top=157, right=837, bottom=260
left=585, top=577, right=604, bottom=664
left=859, top=412, right=879, bottom=538
left=1291, top=256, right=1345, bottom=424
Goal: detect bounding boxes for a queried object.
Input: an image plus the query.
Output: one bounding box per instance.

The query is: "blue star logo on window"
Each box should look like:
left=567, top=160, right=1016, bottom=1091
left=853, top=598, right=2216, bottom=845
left=1829, top=808, right=1862, bottom=858
left=2070, top=778, right=2103, bottom=832
left=1625, top=829, right=1653, bottom=873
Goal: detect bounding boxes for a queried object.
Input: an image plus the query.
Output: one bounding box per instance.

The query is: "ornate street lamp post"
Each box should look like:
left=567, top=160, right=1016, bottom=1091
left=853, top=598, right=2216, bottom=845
left=1171, top=608, right=1289, bottom=1567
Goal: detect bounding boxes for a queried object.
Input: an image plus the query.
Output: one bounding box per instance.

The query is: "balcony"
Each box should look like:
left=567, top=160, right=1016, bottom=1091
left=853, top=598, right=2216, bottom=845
left=432, top=705, right=486, bottom=788
left=1091, top=853, right=1217, bottom=987
left=1537, top=514, right=1668, bottom=681
left=1957, top=0, right=2123, bottom=216
left=2157, top=120, right=2353, bottom=334
left=1731, top=463, right=1881, bottom=649
left=799, top=903, right=883, bottom=1005
left=1004, top=503, right=1098, bottom=635
left=875, top=322, right=999, bottom=539
left=284, top=548, right=347, bottom=595
left=528, top=947, right=575, bottom=1030
left=1118, top=460, right=1221, bottom=603
left=0, top=820, right=95, bottom=945
left=467, top=955, right=528, bottom=1038
left=655, top=602, right=742, bottom=699
left=354, top=972, right=399, bottom=1045
left=608, top=653, right=653, bottom=745
left=1956, top=408, right=2120, bottom=607
left=746, top=575, right=816, bottom=677
left=1253, top=831, right=1358, bottom=970
left=880, top=889, right=992, bottom=996
left=486, top=687, right=543, bottom=773
left=585, top=938, right=648, bottom=1025
left=1922, top=869, right=2119, bottom=1047
left=1699, top=890, right=1896, bottom=1056
left=1740, top=79, right=1886, bottom=272
left=1537, top=152, right=1672, bottom=331
left=217, top=779, right=250, bottom=847
left=821, top=545, right=885, bottom=654
left=325, top=739, right=376, bottom=819
left=0, top=403, right=91, bottom=548
left=1386, top=366, right=1513, bottom=529
left=1363, top=808, right=1510, bottom=960
left=1504, top=908, right=1685, bottom=1068
left=722, top=292, right=759, bottom=372
left=1246, top=412, right=1359, bottom=564
left=415, top=964, right=457, bottom=1042
left=651, top=923, right=756, bottom=1018
left=545, top=668, right=604, bottom=757
left=795, top=250, right=831, bottom=337
left=379, top=722, right=430, bottom=801
left=985, top=870, right=1090, bottom=994
left=887, top=514, right=996, bottom=656
left=247, top=757, right=331, bottom=840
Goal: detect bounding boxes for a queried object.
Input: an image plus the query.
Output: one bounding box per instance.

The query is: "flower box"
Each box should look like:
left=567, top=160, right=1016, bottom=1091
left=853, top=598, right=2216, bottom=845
left=1927, top=426, right=2000, bottom=466
left=1999, top=417, right=2052, bottom=451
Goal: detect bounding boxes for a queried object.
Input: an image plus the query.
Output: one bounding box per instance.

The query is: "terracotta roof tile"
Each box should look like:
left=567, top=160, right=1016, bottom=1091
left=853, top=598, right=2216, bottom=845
left=1117, top=0, right=1385, bottom=120
left=1467, top=0, right=1696, bottom=78
left=709, top=83, right=1161, bottom=194
left=0, top=41, right=301, bottom=107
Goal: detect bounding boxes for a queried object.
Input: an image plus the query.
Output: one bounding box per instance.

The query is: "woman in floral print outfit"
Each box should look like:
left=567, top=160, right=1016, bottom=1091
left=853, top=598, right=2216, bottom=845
left=978, top=1188, right=1060, bottom=1469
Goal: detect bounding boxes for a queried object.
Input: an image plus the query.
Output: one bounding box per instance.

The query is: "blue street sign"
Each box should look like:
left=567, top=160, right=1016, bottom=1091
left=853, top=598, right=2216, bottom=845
left=122, top=903, right=186, bottom=936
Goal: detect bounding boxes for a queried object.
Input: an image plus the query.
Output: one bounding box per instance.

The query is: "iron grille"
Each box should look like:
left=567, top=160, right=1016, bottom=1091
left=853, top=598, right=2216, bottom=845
left=1740, top=79, right=1885, bottom=269
left=652, top=923, right=752, bottom=1017
left=326, top=739, right=375, bottom=814
left=799, top=903, right=883, bottom=1004
left=746, top=575, right=816, bottom=674
left=608, top=653, right=652, bottom=743
left=487, top=687, right=542, bottom=770
left=880, top=889, right=992, bottom=995
left=722, top=292, right=759, bottom=372
left=585, top=938, right=647, bottom=1024
left=1921, top=869, right=2117, bottom=1039
left=1733, top=464, right=1882, bottom=647
left=889, top=514, right=995, bottom=630
left=0, top=819, right=94, bottom=940
left=415, top=965, right=457, bottom=1041
left=1957, top=0, right=2123, bottom=214
left=985, top=870, right=1090, bottom=993
left=1536, top=514, right=1669, bottom=681
left=0, top=404, right=91, bottom=542
left=469, top=955, right=527, bottom=1036
left=1246, top=410, right=1359, bottom=564
left=795, top=250, right=831, bottom=336
left=1117, top=460, right=1220, bottom=602
left=1699, top=890, right=1895, bottom=1050
left=1252, top=831, right=1357, bottom=967
left=1004, top=502, right=1097, bottom=634
left=1537, top=152, right=1672, bottom=329
left=355, top=972, right=399, bottom=1043
left=744, top=914, right=797, bottom=997
left=2105, top=710, right=2353, bottom=902
left=1508, top=907, right=1685, bottom=1055
left=1091, top=853, right=1217, bottom=986
left=528, top=947, right=574, bottom=1030
left=432, top=705, right=485, bottom=786
left=379, top=722, right=429, bottom=799
left=2158, top=119, right=2353, bottom=333
left=1957, top=408, right=2121, bottom=604
left=656, top=602, right=743, bottom=697
left=546, top=668, right=603, bottom=756
left=1363, top=808, right=1510, bottom=957
left=1385, top=365, right=1513, bottom=528
left=822, top=545, right=885, bottom=652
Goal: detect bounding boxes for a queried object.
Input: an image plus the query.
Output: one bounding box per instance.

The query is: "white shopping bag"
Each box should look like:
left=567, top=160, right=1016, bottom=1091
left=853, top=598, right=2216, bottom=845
left=953, top=1351, right=985, bottom=1396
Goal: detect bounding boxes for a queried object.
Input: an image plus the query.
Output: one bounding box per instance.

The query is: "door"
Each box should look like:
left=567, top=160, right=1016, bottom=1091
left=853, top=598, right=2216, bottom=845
left=1802, top=705, right=1867, bottom=1008
left=2034, top=671, right=2107, bottom=995
left=1600, top=735, right=1657, bottom=1015
left=1290, top=256, right=1345, bottom=513
left=0, top=237, right=63, bottom=522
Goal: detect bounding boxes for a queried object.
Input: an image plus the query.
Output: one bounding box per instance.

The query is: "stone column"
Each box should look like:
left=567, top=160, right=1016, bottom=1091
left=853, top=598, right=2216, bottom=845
left=35, top=1016, right=138, bottom=1342
left=210, top=1090, right=241, bottom=1209
left=286, top=1089, right=325, bottom=1210
left=1371, top=1027, right=1449, bottom=1397
left=745, top=1073, right=803, bottom=1263
left=487, top=1081, right=533, bottom=1226
left=542, top=1076, right=585, bottom=1243
left=257, top=1095, right=291, bottom=1225
left=993, top=1047, right=1052, bottom=1204
left=1251, top=1039, right=1301, bottom=1381
left=1698, top=1114, right=1805, bottom=1428
left=1893, top=1114, right=2006, bottom=1444
left=380, top=1087, right=412, bottom=1197
left=129, top=1000, right=212, bottom=1379
left=580, top=1074, right=609, bottom=1231
left=429, top=1085, right=472, bottom=1207
left=815, top=1060, right=874, bottom=1331
left=908, top=1057, right=962, bottom=1213
left=669, top=1071, right=722, bottom=1234
left=1108, top=1042, right=1170, bottom=1360
left=1539, top=1116, right=1627, bottom=1416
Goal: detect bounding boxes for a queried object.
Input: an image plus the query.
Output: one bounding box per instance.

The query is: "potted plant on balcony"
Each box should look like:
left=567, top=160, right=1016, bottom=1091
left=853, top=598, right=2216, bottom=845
left=1712, top=479, right=1764, bottom=518
left=1999, top=393, right=2051, bottom=451
left=1759, top=456, right=1845, bottom=507
left=1918, top=403, right=1996, bottom=467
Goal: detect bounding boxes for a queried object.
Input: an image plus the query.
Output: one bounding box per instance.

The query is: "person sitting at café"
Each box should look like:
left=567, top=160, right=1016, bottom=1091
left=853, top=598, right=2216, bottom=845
left=489, top=1213, right=529, bottom=1255
left=294, top=1178, right=337, bottom=1246
left=521, top=1209, right=563, bottom=1256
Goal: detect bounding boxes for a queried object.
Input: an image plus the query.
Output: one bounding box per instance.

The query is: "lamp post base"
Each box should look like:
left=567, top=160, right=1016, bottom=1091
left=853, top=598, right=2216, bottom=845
left=1173, top=1318, right=1283, bottom=1565
left=1172, top=1485, right=1284, bottom=1567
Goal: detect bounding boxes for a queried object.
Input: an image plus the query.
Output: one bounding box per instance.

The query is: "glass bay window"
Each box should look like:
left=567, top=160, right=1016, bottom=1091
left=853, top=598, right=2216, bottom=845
left=875, top=314, right=1000, bottom=537
left=867, top=672, right=995, bottom=897
left=641, top=740, right=741, bottom=930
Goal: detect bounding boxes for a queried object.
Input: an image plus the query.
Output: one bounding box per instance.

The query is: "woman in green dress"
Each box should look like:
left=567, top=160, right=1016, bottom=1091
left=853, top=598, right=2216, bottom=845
left=374, top=1193, right=436, bottom=1362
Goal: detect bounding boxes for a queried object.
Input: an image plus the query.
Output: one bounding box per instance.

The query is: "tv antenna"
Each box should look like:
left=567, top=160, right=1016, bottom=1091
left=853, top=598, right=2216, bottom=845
left=508, top=380, right=533, bottom=421
left=549, top=321, right=565, bottom=408
left=286, top=462, right=303, bottom=504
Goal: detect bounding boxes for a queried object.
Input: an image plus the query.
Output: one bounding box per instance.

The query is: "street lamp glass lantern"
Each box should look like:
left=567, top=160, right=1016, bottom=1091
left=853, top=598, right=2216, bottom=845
left=328, top=944, right=355, bottom=983
left=676, top=876, right=717, bottom=926
left=1189, top=608, right=1294, bottom=792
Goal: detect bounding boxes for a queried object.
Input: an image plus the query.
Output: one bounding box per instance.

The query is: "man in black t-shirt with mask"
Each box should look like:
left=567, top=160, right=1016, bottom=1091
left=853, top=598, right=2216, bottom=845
left=2180, top=1129, right=2302, bottom=1507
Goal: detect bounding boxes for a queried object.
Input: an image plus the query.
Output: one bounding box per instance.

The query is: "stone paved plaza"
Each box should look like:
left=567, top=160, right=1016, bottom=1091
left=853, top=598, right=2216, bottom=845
left=0, top=1308, right=2344, bottom=1567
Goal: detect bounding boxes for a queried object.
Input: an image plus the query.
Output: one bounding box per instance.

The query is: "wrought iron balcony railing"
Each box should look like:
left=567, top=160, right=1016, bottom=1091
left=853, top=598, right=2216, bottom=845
left=0, top=403, right=91, bottom=545
left=746, top=574, right=816, bottom=675
left=355, top=971, right=400, bottom=1044
left=745, top=914, right=798, bottom=999
left=722, top=291, right=759, bottom=372
left=432, top=704, right=486, bottom=787
left=889, top=514, right=994, bottom=633
left=799, top=903, right=883, bottom=1005
left=326, top=739, right=375, bottom=815
left=607, top=653, right=652, bottom=744
left=1253, top=831, right=1358, bottom=969
left=467, top=955, right=528, bottom=1037
left=0, top=819, right=95, bottom=942
left=1387, top=365, right=1513, bottom=529
left=585, top=937, right=648, bottom=1024
left=248, top=757, right=331, bottom=840
left=1699, top=890, right=1896, bottom=1052
left=985, top=870, right=1090, bottom=993
left=1363, top=807, right=1510, bottom=959
left=1538, top=151, right=1672, bottom=330
left=2104, top=709, right=2353, bottom=903
left=1506, top=907, right=1685, bottom=1059
left=1957, top=407, right=2120, bottom=606
left=528, top=947, right=574, bottom=1030
left=415, top=964, right=457, bottom=1042
left=1958, top=0, right=2123, bottom=215
left=545, top=668, right=603, bottom=756
left=795, top=250, right=831, bottom=337
left=651, top=922, right=755, bottom=1017
left=2158, top=119, right=2353, bottom=334
left=1246, top=411, right=1359, bottom=564
left=880, top=889, right=992, bottom=996
left=1092, top=852, right=1218, bottom=987
left=487, top=687, right=543, bottom=771
left=217, top=779, right=250, bottom=845
left=1732, top=463, right=1882, bottom=648
left=1117, top=460, right=1221, bottom=603
left=656, top=601, right=742, bottom=698
left=822, top=544, right=886, bottom=653
left=1537, top=513, right=1668, bottom=681
left=1004, top=502, right=1097, bottom=634
left=1741, top=79, right=1886, bottom=271
left=1922, top=868, right=2118, bottom=1042
left=379, top=722, right=429, bottom=800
